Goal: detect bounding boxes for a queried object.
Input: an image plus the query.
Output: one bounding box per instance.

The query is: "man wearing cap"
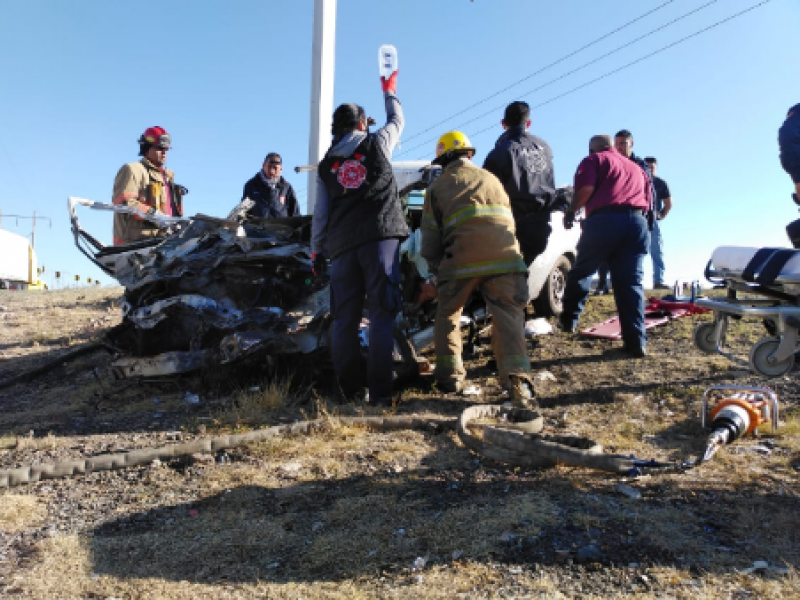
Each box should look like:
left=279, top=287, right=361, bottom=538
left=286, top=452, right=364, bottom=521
left=483, top=101, right=556, bottom=267
left=559, top=135, right=651, bottom=357
left=420, top=131, right=534, bottom=404
left=311, top=70, right=408, bottom=405
left=241, top=152, right=301, bottom=219
left=112, top=126, right=186, bottom=246
left=644, top=157, right=672, bottom=289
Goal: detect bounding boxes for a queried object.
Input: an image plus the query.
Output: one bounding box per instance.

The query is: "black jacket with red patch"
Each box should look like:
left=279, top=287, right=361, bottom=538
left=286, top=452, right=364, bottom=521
left=318, top=134, right=408, bottom=259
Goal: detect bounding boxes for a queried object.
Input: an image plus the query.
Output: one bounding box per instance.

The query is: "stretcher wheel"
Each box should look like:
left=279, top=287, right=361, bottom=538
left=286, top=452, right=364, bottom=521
left=693, top=322, right=720, bottom=354
left=749, top=337, right=795, bottom=378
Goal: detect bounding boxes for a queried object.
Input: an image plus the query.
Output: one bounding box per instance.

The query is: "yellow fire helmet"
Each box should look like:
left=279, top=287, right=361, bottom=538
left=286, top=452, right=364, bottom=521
left=434, top=131, right=476, bottom=164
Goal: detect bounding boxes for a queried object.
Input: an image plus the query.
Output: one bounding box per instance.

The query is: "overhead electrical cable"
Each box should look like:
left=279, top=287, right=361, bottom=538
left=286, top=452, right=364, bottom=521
left=453, top=0, right=773, bottom=153
left=398, top=0, right=679, bottom=147
left=298, top=0, right=772, bottom=200
left=398, top=0, right=725, bottom=159
left=296, top=0, right=682, bottom=202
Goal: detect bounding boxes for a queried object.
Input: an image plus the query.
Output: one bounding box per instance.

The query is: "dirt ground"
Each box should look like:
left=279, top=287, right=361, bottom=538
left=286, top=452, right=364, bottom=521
left=1, top=286, right=799, bottom=599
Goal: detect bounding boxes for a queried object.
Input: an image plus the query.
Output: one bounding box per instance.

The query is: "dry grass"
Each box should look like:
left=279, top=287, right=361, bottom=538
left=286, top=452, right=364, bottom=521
left=0, top=494, right=47, bottom=532
left=2, top=288, right=800, bottom=598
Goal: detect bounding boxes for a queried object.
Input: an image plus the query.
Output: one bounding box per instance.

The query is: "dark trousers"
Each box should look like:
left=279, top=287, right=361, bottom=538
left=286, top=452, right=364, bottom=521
left=516, top=213, right=552, bottom=267
left=560, top=211, right=650, bottom=348
left=329, top=239, right=401, bottom=401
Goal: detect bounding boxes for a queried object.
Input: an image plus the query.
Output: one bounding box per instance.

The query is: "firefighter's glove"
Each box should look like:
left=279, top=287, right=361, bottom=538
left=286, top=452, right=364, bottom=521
left=381, top=70, right=398, bottom=94
left=312, top=253, right=328, bottom=278
left=563, top=210, right=576, bottom=230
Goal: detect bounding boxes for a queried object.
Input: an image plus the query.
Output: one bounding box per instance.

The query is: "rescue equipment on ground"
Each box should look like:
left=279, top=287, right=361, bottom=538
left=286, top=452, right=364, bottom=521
left=700, top=386, right=779, bottom=462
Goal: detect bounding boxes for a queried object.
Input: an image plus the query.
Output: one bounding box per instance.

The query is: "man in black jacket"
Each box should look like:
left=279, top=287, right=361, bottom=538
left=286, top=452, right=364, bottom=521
left=483, top=101, right=556, bottom=266
left=241, top=153, right=301, bottom=219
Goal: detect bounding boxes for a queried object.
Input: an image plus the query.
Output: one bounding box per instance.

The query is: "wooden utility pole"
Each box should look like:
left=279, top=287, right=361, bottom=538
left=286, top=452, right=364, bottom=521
left=0, top=212, right=51, bottom=248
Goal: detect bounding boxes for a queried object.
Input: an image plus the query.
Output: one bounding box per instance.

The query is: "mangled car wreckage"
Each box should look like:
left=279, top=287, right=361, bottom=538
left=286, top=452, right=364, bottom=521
left=69, top=162, right=578, bottom=382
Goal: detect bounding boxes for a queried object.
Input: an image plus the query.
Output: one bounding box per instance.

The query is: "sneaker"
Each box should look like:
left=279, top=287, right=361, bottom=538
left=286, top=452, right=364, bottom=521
left=437, top=380, right=463, bottom=394
left=653, top=283, right=670, bottom=290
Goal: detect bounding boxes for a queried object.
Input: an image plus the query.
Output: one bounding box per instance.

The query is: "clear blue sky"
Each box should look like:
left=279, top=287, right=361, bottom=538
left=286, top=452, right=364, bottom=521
left=0, top=0, right=796, bottom=287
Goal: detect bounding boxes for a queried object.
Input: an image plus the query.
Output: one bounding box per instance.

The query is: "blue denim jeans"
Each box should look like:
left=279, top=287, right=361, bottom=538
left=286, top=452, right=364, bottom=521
left=560, top=211, right=650, bottom=349
left=329, top=239, right=402, bottom=401
left=650, top=219, right=665, bottom=285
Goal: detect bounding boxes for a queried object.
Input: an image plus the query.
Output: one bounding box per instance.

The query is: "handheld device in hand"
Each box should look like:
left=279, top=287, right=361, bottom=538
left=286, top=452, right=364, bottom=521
left=379, top=45, right=398, bottom=78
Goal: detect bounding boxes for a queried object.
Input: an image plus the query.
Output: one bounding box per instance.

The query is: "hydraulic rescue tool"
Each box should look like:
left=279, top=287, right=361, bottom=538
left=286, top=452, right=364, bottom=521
left=700, top=385, right=779, bottom=462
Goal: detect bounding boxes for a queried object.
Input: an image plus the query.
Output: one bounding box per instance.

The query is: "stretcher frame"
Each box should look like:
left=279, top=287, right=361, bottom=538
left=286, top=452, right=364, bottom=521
left=694, top=262, right=800, bottom=378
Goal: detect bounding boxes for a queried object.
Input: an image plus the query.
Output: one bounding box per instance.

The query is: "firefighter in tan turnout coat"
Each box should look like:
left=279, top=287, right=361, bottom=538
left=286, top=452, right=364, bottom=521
left=112, top=126, right=186, bottom=246
left=420, top=131, right=535, bottom=404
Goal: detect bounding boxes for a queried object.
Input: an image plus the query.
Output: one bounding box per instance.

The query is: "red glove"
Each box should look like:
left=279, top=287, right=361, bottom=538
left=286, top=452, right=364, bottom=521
left=381, top=70, right=398, bottom=94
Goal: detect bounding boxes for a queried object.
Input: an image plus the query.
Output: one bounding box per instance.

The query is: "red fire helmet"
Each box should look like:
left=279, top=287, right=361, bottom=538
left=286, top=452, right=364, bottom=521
left=138, top=126, right=172, bottom=150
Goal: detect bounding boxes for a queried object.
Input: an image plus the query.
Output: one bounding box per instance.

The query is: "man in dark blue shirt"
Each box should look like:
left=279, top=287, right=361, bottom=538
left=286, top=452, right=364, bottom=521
left=241, top=153, right=301, bottom=219
left=779, top=103, right=800, bottom=201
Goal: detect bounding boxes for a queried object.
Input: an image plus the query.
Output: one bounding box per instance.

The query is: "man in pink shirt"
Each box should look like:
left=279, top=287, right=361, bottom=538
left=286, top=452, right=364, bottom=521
left=558, top=134, right=651, bottom=357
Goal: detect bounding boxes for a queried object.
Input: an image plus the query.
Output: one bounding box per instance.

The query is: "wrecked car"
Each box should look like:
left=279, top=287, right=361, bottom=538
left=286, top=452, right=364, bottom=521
left=68, top=161, right=577, bottom=381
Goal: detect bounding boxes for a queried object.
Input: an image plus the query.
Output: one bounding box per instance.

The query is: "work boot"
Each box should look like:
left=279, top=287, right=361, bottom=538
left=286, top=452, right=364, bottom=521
left=508, top=374, right=537, bottom=409
left=437, top=379, right=463, bottom=394
left=622, top=343, right=647, bottom=358
left=370, top=395, right=395, bottom=407
left=653, top=283, right=670, bottom=290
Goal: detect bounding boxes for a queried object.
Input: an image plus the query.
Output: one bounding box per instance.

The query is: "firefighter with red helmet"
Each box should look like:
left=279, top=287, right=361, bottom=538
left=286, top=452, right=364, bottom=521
left=111, top=126, right=187, bottom=245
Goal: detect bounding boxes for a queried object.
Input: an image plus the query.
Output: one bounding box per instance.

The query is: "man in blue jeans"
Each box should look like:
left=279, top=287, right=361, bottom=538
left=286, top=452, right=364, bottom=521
left=644, top=157, right=672, bottom=289
left=311, top=70, right=408, bottom=404
left=559, top=135, right=652, bottom=357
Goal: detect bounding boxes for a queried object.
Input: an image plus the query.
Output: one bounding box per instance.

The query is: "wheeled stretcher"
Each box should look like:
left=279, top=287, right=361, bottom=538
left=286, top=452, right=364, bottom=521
left=694, top=246, right=800, bottom=378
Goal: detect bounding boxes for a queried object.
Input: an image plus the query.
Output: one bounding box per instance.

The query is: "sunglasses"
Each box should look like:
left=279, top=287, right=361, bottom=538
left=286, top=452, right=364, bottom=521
left=266, top=161, right=282, bottom=166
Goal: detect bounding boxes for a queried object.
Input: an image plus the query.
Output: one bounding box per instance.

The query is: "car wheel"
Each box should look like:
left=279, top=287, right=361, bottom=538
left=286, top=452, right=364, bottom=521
left=533, top=255, right=571, bottom=317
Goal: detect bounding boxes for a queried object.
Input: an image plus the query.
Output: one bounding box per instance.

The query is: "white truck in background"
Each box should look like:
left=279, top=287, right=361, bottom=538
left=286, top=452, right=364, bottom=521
left=0, top=228, right=44, bottom=290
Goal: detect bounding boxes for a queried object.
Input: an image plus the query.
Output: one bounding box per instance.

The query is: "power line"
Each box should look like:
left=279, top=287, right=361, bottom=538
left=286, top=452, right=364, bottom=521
left=398, top=0, right=680, bottom=148
left=296, top=0, right=683, bottom=195
left=455, top=0, right=773, bottom=152
left=398, top=0, right=724, bottom=159
left=299, top=0, right=772, bottom=190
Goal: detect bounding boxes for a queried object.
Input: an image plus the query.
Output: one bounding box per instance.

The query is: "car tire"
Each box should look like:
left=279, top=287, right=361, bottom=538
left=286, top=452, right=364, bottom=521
left=533, top=255, right=571, bottom=317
